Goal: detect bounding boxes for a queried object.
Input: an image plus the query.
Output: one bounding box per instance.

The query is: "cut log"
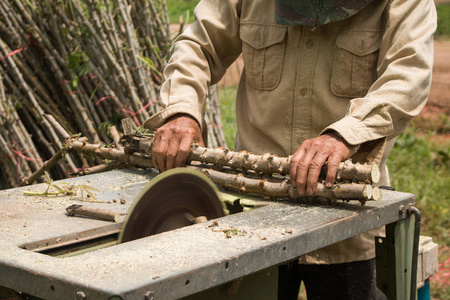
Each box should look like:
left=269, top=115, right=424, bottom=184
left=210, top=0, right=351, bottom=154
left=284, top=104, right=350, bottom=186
left=65, top=204, right=119, bottom=222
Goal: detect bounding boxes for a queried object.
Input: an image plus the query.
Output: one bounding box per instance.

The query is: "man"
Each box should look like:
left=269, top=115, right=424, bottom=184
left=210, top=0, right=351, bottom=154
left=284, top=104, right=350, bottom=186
left=144, top=0, right=436, bottom=298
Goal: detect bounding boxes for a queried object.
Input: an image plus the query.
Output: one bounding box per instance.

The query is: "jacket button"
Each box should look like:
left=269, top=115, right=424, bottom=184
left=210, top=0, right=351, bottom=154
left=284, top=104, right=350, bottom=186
left=306, top=39, right=314, bottom=49
left=300, top=88, right=308, bottom=95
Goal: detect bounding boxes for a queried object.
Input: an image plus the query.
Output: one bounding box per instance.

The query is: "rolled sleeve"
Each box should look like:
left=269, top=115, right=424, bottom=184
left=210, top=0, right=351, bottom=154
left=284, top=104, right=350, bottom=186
left=324, top=0, right=437, bottom=146
left=144, top=0, right=242, bottom=131
left=143, top=103, right=204, bottom=131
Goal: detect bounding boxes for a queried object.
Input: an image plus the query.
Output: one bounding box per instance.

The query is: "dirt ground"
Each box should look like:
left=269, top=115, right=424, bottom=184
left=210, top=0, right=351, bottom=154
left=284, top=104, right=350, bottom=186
left=425, top=40, right=450, bottom=134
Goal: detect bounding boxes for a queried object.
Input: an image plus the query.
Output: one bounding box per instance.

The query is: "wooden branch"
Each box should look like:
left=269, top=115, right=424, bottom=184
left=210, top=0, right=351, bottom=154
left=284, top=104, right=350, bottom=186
left=43, top=114, right=70, bottom=140
left=190, top=166, right=376, bottom=204
left=122, top=117, right=137, bottom=135
left=120, top=135, right=380, bottom=184
left=66, top=204, right=119, bottom=222
left=109, top=126, right=123, bottom=151
left=69, top=162, right=128, bottom=177
left=68, top=138, right=154, bottom=168
left=191, top=145, right=380, bottom=183
left=20, top=148, right=66, bottom=186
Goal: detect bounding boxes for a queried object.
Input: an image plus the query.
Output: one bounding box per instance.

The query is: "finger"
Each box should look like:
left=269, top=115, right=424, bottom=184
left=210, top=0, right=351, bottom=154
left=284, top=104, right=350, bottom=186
left=305, top=138, right=336, bottom=194
left=155, top=137, right=169, bottom=172
left=295, top=149, right=316, bottom=196
left=165, top=138, right=180, bottom=170
left=289, top=148, right=307, bottom=188
left=152, top=134, right=162, bottom=171
left=306, top=151, right=330, bottom=195
left=175, top=135, right=192, bottom=167
left=325, top=154, right=342, bottom=188
left=152, top=145, right=159, bottom=171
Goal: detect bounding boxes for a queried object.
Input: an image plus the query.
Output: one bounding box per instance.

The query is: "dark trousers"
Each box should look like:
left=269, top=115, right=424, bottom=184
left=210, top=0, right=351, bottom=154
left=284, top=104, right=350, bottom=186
left=278, top=258, right=387, bottom=300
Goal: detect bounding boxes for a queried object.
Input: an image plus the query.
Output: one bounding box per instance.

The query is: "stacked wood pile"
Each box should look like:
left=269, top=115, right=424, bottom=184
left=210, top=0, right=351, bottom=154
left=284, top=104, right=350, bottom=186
left=0, top=0, right=226, bottom=190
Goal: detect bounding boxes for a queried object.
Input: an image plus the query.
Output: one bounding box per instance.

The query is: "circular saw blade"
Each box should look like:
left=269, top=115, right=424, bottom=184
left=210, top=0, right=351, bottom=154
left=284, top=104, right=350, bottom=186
left=119, top=168, right=225, bottom=243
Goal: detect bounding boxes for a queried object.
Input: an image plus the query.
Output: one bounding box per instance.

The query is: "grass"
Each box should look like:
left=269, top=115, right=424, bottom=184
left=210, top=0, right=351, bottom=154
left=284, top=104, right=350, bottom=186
left=165, top=0, right=198, bottom=23
left=219, top=85, right=238, bottom=148
left=436, top=3, right=450, bottom=38
left=389, top=124, right=449, bottom=247
left=388, top=119, right=449, bottom=299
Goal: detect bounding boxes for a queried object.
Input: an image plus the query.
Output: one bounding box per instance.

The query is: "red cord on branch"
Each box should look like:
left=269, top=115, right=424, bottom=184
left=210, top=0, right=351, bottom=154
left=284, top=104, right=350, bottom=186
left=96, top=97, right=156, bottom=126
left=0, top=36, right=38, bottom=62
left=11, top=147, right=42, bottom=186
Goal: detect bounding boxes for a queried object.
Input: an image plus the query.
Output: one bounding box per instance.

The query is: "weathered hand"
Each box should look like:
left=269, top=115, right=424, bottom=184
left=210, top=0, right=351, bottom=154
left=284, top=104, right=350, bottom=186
left=152, top=114, right=204, bottom=172
left=289, top=132, right=356, bottom=195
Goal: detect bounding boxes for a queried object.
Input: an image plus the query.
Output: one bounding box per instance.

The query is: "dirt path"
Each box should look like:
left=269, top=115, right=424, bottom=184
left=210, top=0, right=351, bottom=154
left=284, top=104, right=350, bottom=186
left=419, top=40, right=450, bottom=144
left=428, top=40, right=450, bottom=113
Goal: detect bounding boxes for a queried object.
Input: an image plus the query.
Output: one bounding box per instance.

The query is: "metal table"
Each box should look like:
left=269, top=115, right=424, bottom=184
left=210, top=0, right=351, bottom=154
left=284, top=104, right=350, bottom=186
left=0, top=168, right=417, bottom=299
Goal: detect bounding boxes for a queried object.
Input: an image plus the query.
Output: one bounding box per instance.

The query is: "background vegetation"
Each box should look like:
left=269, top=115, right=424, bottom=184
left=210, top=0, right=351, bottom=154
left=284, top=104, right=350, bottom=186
left=436, top=3, right=450, bottom=38
left=166, top=0, right=198, bottom=23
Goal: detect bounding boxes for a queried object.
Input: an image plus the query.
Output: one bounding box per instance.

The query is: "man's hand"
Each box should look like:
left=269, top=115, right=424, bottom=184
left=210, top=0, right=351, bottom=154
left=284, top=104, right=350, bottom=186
left=152, top=114, right=204, bottom=172
left=289, top=132, right=356, bottom=195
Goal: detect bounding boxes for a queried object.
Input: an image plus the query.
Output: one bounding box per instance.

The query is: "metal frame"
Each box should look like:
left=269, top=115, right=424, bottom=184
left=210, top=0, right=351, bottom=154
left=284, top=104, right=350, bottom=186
left=0, top=169, right=418, bottom=299
left=376, top=205, right=421, bottom=300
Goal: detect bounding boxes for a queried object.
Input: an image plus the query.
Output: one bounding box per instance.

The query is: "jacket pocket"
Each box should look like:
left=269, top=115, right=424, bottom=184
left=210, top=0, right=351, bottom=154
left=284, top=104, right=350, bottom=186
left=240, top=23, right=287, bottom=91
left=331, top=30, right=381, bottom=98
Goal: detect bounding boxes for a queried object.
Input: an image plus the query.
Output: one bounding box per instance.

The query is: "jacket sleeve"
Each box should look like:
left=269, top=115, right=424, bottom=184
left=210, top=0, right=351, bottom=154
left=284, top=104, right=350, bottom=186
left=144, top=0, right=242, bottom=131
left=324, top=0, right=437, bottom=146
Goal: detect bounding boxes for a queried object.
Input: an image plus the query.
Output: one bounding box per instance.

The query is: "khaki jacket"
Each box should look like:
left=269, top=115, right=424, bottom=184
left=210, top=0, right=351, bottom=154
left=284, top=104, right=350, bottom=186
left=145, top=0, right=436, bottom=263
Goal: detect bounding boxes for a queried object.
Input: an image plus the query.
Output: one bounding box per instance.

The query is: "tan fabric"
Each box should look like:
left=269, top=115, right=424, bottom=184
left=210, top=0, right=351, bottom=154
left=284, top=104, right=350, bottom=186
left=145, top=0, right=436, bottom=263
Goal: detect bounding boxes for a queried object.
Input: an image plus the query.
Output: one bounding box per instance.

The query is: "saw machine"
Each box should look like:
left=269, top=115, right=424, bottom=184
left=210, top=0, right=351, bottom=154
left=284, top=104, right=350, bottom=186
left=0, top=168, right=420, bottom=299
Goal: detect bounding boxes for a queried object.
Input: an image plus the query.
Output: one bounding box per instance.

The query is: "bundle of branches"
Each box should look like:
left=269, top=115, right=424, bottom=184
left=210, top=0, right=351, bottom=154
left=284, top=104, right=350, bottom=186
left=23, top=115, right=382, bottom=205
left=0, top=0, right=226, bottom=189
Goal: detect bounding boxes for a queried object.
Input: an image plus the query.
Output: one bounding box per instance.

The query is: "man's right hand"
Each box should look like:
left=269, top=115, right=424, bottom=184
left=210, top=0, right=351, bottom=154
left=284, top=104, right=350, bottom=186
left=152, top=114, right=204, bottom=172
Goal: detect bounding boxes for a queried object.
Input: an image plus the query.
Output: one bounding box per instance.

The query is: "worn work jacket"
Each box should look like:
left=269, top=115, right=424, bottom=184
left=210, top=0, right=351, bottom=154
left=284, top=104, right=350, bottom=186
left=145, top=0, right=436, bottom=264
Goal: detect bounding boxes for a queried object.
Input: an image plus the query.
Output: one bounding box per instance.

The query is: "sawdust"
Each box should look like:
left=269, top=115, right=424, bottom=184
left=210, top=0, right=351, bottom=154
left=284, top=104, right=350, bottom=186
left=207, top=221, right=294, bottom=241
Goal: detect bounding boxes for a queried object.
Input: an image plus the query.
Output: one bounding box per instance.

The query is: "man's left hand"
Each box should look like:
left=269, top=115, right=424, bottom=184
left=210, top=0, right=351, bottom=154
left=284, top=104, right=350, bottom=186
left=289, top=132, right=357, bottom=195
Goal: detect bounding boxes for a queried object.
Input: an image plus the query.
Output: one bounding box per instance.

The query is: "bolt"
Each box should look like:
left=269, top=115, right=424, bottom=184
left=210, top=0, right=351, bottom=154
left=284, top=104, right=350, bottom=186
left=399, top=205, right=405, bottom=213
left=76, top=291, right=86, bottom=300
left=144, top=291, right=154, bottom=300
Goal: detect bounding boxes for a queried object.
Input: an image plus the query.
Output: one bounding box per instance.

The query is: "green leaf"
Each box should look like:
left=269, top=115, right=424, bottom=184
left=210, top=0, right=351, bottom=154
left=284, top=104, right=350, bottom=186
left=137, top=56, right=162, bottom=77
left=79, top=62, right=93, bottom=77
left=51, top=184, right=65, bottom=193
left=98, top=122, right=112, bottom=136
left=68, top=53, right=80, bottom=69
left=71, top=76, right=79, bottom=90
left=137, top=55, right=155, bottom=68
